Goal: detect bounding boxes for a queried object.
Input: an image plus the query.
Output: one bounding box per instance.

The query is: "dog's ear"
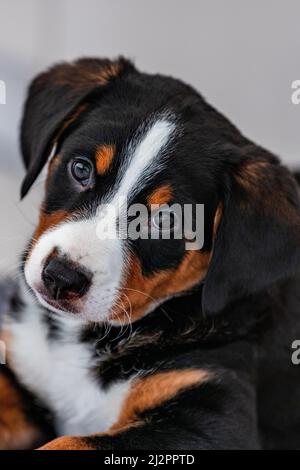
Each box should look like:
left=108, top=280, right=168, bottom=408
left=20, top=57, right=135, bottom=198
left=202, top=148, right=300, bottom=316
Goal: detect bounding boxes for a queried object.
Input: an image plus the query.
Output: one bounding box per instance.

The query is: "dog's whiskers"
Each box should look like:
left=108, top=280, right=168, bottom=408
left=122, top=287, right=173, bottom=323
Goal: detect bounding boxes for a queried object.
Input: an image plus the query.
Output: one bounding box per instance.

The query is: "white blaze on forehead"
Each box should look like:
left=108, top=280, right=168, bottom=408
left=112, top=117, right=176, bottom=204
left=95, top=117, right=176, bottom=241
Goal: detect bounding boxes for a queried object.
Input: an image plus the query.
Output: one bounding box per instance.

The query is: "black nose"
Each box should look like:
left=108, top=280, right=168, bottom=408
left=42, top=257, right=91, bottom=301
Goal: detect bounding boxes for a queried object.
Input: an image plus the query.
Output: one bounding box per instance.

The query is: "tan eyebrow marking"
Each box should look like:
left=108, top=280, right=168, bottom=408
left=95, top=144, right=116, bottom=175
left=147, top=184, right=173, bottom=207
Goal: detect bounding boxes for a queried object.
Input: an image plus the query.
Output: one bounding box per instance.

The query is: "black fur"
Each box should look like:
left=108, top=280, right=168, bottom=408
left=2, top=57, right=300, bottom=449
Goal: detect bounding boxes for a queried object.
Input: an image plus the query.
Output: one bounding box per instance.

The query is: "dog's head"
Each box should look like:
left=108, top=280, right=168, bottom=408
left=21, top=57, right=300, bottom=324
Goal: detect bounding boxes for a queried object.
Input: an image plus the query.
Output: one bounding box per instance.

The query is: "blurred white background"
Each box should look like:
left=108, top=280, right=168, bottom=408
left=0, top=0, right=300, bottom=275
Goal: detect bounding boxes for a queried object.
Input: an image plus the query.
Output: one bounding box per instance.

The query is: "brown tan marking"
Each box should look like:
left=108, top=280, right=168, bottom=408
left=110, top=250, right=211, bottom=323
left=147, top=184, right=173, bottom=207
left=213, top=204, right=222, bottom=239
left=45, top=154, right=62, bottom=191
left=38, top=436, right=94, bottom=451
left=31, top=210, right=69, bottom=249
left=235, top=159, right=270, bottom=194
left=36, top=60, right=124, bottom=92
left=110, top=369, right=210, bottom=432
left=47, top=154, right=61, bottom=177
left=38, top=368, right=210, bottom=450
left=95, top=144, right=116, bottom=175
left=235, top=158, right=300, bottom=226
left=25, top=209, right=68, bottom=262
left=0, top=374, right=42, bottom=450
left=94, top=62, right=124, bottom=86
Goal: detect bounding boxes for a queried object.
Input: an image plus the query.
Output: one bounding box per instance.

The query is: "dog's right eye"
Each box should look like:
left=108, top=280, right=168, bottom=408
left=70, top=158, right=94, bottom=187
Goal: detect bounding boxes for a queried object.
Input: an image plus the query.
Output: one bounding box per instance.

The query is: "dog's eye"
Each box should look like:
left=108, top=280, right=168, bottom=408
left=152, top=206, right=179, bottom=232
left=70, top=159, right=93, bottom=187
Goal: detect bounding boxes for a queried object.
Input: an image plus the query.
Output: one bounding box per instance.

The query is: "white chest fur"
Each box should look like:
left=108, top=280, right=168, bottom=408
left=8, top=293, right=131, bottom=437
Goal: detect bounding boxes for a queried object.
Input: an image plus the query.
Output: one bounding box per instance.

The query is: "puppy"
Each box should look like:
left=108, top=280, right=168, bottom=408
left=1, top=57, right=300, bottom=450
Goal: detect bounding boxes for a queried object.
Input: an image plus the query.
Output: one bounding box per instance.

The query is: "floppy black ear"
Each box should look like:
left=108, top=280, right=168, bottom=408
left=202, top=149, right=300, bottom=316
left=20, top=57, right=135, bottom=198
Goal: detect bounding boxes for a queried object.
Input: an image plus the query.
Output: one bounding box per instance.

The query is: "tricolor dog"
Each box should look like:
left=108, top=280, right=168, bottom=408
left=1, top=58, right=300, bottom=450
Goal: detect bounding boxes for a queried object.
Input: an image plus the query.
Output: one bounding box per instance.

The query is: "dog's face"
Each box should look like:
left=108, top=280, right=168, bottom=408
left=21, top=58, right=300, bottom=324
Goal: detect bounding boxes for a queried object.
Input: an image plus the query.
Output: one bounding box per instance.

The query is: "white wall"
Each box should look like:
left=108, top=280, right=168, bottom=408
left=0, top=0, right=300, bottom=272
